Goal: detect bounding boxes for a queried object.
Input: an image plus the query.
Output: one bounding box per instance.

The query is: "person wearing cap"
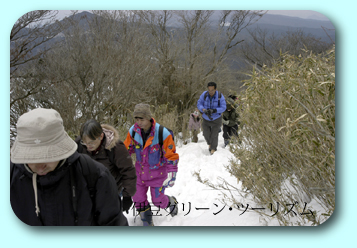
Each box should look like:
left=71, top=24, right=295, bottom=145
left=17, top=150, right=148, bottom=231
left=123, top=103, right=179, bottom=226
left=197, top=82, right=227, bottom=155
left=10, top=108, right=128, bottom=226
left=188, top=109, right=201, bottom=143
left=75, top=119, right=137, bottom=214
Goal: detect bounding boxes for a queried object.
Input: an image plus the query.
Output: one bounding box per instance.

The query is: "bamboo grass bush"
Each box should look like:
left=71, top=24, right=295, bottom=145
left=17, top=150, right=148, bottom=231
left=220, top=46, right=335, bottom=225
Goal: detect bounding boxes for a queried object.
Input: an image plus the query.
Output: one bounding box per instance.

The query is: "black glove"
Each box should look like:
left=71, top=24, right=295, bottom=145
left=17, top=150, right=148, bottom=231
left=122, top=197, right=133, bottom=214
left=204, top=109, right=213, bottom=120
left=210, top=109, right=217, bottom=113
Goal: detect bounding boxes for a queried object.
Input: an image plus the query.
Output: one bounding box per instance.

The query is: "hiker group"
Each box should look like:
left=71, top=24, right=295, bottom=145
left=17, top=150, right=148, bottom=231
left=10, top=82, right=240, bottom=226
left=195, top=81, right=241, bottom=154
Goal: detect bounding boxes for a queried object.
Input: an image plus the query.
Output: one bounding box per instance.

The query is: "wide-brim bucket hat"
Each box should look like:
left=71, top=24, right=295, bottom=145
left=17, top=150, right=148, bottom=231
left=10, top=108, right=78, bottom=164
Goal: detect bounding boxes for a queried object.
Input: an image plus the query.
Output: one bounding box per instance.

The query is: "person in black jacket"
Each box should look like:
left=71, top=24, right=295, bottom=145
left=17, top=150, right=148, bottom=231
left=10, top=108, right=128, bottom=226
left=75, top=119, right=137, bottom=214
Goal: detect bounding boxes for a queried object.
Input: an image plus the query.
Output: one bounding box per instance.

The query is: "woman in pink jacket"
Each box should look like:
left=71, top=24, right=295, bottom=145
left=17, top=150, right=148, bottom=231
left=188, top=109, right=201, bottom=143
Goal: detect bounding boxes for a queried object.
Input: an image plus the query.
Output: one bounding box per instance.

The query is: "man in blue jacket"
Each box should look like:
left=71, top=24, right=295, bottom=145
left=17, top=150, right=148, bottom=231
left=197, top=82, right=227, bottom=155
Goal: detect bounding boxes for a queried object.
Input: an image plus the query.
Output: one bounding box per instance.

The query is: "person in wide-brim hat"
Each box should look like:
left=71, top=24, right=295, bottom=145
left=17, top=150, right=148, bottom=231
left=10, top=108, right=128, bottom=226
left=11, top=108, right=78, bottom=164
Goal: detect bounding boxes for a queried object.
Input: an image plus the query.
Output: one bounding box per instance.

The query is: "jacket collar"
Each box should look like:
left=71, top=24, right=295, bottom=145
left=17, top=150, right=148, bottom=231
left=133, top=118, right=156, bottom=137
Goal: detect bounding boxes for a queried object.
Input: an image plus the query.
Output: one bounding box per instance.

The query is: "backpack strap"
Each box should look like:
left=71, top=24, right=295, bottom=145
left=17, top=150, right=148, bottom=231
left=159, top=125, right=164, bottom=158
left=79, top=154, right=98, bottom=201
left=72, top=154, right=99, bottom=225
left=131, top=129, right=136, bottom=141
left=69, top=164, right=79, bottom=225
left=217, top=91, right=221, bottom=107
left=204, top=91, right=209, bottom=101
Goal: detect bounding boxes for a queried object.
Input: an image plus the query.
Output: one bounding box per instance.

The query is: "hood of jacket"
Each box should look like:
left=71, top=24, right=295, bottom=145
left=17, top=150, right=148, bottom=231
left=101, top=124, right=120, bottom=150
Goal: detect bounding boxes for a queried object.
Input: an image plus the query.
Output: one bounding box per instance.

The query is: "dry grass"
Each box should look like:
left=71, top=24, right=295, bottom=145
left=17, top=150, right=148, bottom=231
left=218, top=46, right=335, bottom=225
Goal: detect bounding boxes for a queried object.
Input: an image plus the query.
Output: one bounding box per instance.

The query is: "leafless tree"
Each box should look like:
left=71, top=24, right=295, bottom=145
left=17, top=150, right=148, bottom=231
left=134, top=10, right=265, bottom=113
left=10, top=10, right=68, bottom=143
left=10, top=10, right=63, bottom=73
left=10, top=10, right=267, bottom=140
left=35, top=11, right=157, bottom=134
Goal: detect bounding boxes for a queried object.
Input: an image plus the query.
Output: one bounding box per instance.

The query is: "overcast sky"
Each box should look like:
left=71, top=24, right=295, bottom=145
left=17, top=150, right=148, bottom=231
left=55, top=10, right=330, bottom=21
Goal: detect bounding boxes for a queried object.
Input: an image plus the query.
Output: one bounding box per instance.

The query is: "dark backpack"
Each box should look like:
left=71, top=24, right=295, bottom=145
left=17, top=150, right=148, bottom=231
left=132, top=125, right=174, bottom=158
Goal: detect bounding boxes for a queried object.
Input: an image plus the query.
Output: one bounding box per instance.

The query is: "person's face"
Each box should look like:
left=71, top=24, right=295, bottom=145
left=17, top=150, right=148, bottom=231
left=81, top=133, right=104, bottom=152
left=135, top=117, right=151, bottom=131
left=207, top=86, right=216, bottom=97
left=27, top=161, right=60, bottom=176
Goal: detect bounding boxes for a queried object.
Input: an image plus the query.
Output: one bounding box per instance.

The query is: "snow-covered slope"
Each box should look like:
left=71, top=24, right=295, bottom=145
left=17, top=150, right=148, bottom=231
left=124, top=132, right=282, bottom=226
left=124, top=130, right=329, bottom=226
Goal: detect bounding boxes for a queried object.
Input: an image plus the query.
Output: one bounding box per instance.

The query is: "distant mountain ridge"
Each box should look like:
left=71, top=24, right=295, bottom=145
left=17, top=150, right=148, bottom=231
left=257, top=14, right=334, bottom=29
left=11, top=10, right=335, bottom=70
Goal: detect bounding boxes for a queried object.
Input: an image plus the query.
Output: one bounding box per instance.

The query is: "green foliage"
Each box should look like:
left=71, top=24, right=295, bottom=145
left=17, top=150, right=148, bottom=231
left=226, top=46, right=335, bottom=225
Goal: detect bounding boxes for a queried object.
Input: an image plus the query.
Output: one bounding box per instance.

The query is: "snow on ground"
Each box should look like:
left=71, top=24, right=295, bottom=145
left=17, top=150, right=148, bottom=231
left=124, top=132, right=324, bottom=226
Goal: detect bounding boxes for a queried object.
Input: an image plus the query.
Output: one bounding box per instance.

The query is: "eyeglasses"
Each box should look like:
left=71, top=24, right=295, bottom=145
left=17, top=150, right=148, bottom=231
left=80, top=137, right=100, bottom=146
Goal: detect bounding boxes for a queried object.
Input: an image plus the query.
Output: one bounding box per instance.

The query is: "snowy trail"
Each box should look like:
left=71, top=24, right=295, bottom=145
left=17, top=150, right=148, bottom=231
left=124, top=132, right=280, bottom=226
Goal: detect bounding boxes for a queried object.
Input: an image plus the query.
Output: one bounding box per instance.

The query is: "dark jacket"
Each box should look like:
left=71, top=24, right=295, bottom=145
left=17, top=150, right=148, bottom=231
left=76, top=124, right=137, bottom=198
left=10, top=152, right=128, bottom=226
left=222, top=99, right=240, bottom=127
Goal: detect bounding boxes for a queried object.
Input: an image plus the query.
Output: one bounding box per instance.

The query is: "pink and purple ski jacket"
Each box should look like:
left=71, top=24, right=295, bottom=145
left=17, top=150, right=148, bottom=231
left=123, top=118, right=179, bottom=187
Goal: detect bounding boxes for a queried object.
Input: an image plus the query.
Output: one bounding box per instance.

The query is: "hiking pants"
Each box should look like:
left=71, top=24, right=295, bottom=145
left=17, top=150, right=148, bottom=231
left=133, top=181, right=169, bottom=211
left=192, top=129, right=199, bottom=143
left=223, top=124, right=239, bottom=140
left=201, top=116, right=222, bottom=151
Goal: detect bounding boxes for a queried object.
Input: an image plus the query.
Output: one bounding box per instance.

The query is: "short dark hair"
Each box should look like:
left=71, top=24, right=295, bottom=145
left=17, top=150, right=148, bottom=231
left=207, top=82, right=217, bottom=89
left=80, top=119, right=103, bottom=140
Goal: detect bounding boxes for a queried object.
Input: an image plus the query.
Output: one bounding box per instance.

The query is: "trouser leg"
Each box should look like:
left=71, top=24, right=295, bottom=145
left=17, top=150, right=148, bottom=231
left=201, top=118, right=211, bottom=146
left=133, top=182, right=150, bottom=210
left=223, top=124, right=230, bottom=140
left=150, top=186, right=169, bottom=210
left=231, top=124, right=239, bottom=138
left=192, top=130, right=198, bottom=143
left=209, top=117, right=222, bottom=151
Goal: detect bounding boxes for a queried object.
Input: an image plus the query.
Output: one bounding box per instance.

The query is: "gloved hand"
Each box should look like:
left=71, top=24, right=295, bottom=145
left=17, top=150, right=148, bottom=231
left=222, top=119, right=229, bottom=125
left=204, top=109, right=211, bottom=115
left=162, top=172, right=177, bottom=188
left=122, top=196, right=133, bottom=214
left=210, top=109, right=217, bottom=113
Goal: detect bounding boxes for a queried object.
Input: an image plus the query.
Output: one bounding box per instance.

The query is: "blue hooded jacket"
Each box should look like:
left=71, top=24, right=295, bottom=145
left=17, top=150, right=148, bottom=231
left=197, top=90, right=227, bottom=121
